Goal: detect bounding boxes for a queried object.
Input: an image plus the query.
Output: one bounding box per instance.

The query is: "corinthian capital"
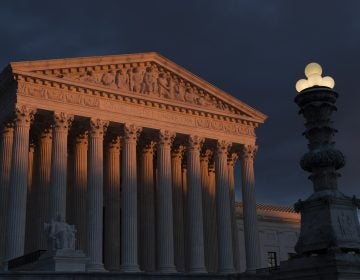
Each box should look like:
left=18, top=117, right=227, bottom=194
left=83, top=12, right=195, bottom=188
left=13, top=105, right=36, bottom=126
left=123, top=123, right=142, bottom=142
left=227, top=152, right=238, bottom=166
left=158, top=129, right=176, bottom=147
left=240, top=145, right=257, bottom=161
left=200, top=149, right=213, bottom=163
left=89, top=118, right=109, bottom=137
left=53, top=112, right=74, bottom=130
left=216, top=140, right=232, bottom=156
left=139, top=138, right=156, bottom=154
left=188, top=135, right=204, bottom=151
left=171, top=144, right=185, bottom=159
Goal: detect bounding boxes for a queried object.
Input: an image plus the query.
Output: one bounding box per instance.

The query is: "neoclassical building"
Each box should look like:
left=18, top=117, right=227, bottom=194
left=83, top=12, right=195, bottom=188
left=0, top=53, right=269, bottom=273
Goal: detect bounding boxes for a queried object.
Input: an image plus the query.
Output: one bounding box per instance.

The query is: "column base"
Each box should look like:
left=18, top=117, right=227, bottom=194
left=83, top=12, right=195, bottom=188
left=158, top=265, right=177, bottom=273
left=86, top=263, right=107, bottom=272
left=121, top=264, right=141, bottom=273
left=188, top=267, right=207, bottom=274
left=218, top=267, right=236, bottom=274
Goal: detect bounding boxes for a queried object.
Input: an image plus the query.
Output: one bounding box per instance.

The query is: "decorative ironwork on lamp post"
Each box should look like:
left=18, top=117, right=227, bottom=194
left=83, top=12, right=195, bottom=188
left=294, top=63, right=360, bottom=256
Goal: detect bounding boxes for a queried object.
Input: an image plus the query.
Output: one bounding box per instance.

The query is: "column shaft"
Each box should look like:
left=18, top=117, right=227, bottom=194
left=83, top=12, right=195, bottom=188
left=200, top=150, right=212, bottom=272
left=5, top=106, right=34, bottom=261
left=186, top=135, right=206, bottom=273
left=49, top=112, right=73, bottom=220
left=215, top=140, right=235, bottom=273
left=228, top=153, right=241, bottom=272
left=156, top=130, right=176, bottom=272
left=33, top=129, right=52, bottom=251
left=72, top=133, right=88, bottom=251
left=86, top=119, right=108, bottom=271
left=121, top=124, right=141, bottom=272
left=104, top=135, right=121, bottom=271
left=139, top=140, right=156, bottom=272
left=208, top=163, right=218, bottom=272
left=0, top=123, right=14, bottom=262
left=240, top=145, right=261, bottom=272
left=172, top=145, right=185, bottom=272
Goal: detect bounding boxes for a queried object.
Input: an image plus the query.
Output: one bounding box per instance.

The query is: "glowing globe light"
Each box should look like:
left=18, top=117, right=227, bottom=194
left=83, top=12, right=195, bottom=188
left=321, top=76, right=335, bottom=88
left=295, top=62, right=335, bottom=93
left=305, top=62, right=322, bottom=78
left=295, top=79, right=309, bottom=92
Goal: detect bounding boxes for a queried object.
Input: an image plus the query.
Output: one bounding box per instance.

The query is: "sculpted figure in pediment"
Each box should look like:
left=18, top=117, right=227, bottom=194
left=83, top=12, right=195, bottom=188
left=130, top=67, right=144, bottom=93
left=115, top=69, right=130, bottom=91
left=141, top=66, right=158, bottom=94
left=157, top=72, right=169, bottom=97
left=101, top=70, right=116, bottom=87
left=184, top=83, right=195, bottom=103
left=174, top=79, right=186, bottom=101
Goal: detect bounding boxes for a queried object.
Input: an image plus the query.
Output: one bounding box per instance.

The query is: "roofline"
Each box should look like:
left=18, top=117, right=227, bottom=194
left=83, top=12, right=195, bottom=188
left=8, top=52, right=267, bottom=123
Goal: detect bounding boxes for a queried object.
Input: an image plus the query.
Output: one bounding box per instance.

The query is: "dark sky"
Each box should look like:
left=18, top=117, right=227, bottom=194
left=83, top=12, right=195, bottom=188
left=1, top=0, right=360, bottom=206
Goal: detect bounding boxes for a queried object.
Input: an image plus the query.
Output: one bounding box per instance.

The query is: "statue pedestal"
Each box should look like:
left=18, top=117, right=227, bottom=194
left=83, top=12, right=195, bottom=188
left=274, top=251, right=360, bottom=280
left=35, top=249, right=88, bottom=272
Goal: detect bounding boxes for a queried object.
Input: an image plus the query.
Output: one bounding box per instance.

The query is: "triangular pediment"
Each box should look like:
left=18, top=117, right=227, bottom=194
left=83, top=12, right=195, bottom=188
left=9, top=52, right=267, bottom=123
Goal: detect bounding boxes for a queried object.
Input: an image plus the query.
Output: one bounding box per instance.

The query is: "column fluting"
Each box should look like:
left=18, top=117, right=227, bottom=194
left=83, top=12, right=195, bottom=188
left=172, top=145, right=185, bottom=272
left=215, top=140, right=235, bottom=273
left=71, top=132, right=88, bottom=251
left=139, top=139, right=156, bottom=272
left=186, top=135, right=206, bottom=273
left=240, top=145, right=261, bottom=273
left=200, top=149, right=212, bottom=272
left=86, top=118, right=108, bottom=271
left=33, top=128, right=52, bottom=251
left=228, top=153, right=241, bottom=272
left=156, top=130, right=176, bottom=273
left=5, top=105, right=35, bottom=262
left=49, top=112, right=73, bottom=220
left=121, top=124, right=142, bottom=272
left=208, top=162, right=218, bottom=272
left=104, top=134, right=121, bottom=271
left=0, top=122, right=14, bottom=262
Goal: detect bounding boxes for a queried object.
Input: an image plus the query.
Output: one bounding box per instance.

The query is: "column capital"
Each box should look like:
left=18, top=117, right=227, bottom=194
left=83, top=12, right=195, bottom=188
left=123, top=123, right=142, bottom=142
left=105, top=133, right=121, bottom=150
left=216, top=140, right=232, bottom=155
left=158, top=129, right=176, bottom=147
left=208, top=162, right=215, bottom=174
left=89, top=118, right=109, bottom=137
left=239, top=145, right=257, bottom=161
left=139, top=138, right=156, bottom=154
left=227, top=152, right=238, bottom=167
left=200, top=149, right=213, bottom=163
left=188, top=135, right=204, bottom=151
left=53, top=112, right=74, bottom=130
left=171, top=144, right=185, bottom=160
left=13, top=105, right=36, bottom=127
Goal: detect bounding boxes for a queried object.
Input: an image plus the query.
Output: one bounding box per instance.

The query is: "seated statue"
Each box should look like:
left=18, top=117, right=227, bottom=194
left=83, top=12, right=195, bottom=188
left=44, top=215, right=76, bottom=251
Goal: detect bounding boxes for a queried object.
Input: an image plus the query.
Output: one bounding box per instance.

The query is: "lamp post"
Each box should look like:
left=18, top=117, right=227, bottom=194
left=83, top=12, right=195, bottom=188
left=294, top=63, right=360, bottom=256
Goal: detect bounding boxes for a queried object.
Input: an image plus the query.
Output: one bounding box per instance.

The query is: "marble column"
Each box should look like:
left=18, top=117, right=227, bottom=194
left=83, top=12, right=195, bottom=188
left=139, top=139, right=156, bottom=272
left=239, top=145, right=260, bottom=273
left=0, top=122, right=14, bottom=262
left=186, top=135, right=206, bottom=273
left=171, top=145, right=185, bottom=272
left=24, top=139, right=35, bottom=253
left=181, top=162, right=188, bottom=271
left=200, top=149, right=212, bottom=272
left=49, top=112, right=73, bottom=220
left=104, top=134, right=121, bottom=271
left=121, top=124, right=142, bottom=272
left=208, top=162, right=218, bottom=273
left=32, top=128, right=52, bottom=251
left=72, top=132, right=88, bottom=251
left=156, top=130, right=176, bottom=273
left=86, top=118, right=108, bottom=271
left=228, top=153, right=241, bottom=272
left=215, top=140, right=235, bottom=273
left=5, top=105, right=35, bottom=262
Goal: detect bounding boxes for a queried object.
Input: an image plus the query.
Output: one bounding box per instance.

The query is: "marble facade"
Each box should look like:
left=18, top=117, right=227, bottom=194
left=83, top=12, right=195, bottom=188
left=0, top=53, right=267, bottom=273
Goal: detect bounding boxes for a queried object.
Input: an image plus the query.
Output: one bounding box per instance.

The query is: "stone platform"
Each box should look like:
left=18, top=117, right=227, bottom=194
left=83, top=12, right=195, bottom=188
left=0, top=272, right=267, bottom=280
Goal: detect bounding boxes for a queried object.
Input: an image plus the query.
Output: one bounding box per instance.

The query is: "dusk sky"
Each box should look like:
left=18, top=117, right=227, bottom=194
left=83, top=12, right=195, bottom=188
left=1, top=1, right=360, bottom=206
